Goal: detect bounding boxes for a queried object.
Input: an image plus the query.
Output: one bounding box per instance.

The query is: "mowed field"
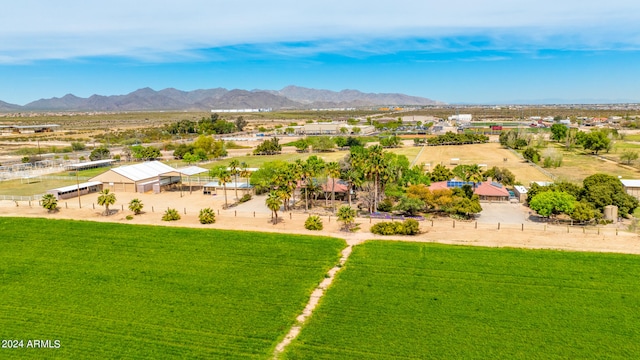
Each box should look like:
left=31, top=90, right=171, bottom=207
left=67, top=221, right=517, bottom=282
left=415, top=143, right=552, bottom=184
left=284, top=241, right=640, bottom=359
left=0, top=218, right=344, bottom=358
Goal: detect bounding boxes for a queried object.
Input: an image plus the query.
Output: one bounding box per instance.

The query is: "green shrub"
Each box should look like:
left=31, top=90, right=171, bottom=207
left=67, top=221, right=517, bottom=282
left=371, top=219, right=421, bottom=235
left=239, top=194, right=252, bottom=203
left=199, top=208, right=216, bottom=224
left=403, top=219, right=420, bottom=235
left=305, top=215, right=324, bottom=231
left=162, top=208, right=181, bottom=221
left=377, top=198, right=394, bottom=212
left=125, top=215, right=133, bottom=220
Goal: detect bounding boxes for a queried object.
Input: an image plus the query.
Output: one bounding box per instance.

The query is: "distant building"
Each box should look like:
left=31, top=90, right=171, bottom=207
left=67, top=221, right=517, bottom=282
left=447, top=114, right=472, bottom=123
left=621, top=179, right=640, bottom=200
left=290, top=122, right=375, bottom=135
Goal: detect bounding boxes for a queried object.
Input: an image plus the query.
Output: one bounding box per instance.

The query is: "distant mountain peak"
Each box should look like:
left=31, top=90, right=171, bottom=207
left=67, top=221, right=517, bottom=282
left=4, top=86, right=440, bottom=112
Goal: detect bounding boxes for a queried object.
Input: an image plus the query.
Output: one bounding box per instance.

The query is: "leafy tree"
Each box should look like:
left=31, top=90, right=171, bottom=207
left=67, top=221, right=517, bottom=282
left=198, top=208, right=216, bottom=224
left=128, top=198, right=143, bottom=215
left=529, top=191, right=576, bottom=218
left=294, top=138, right=310, bottom=152
left=235, top=116, right=247, bottom=131
left=580, top=130, right=610, bottom=154
left=570, top=201, right=596, bottom=222
left=312, top=136, right=335, bottom=152
left=483, top=167, right=516, bottom=185
left=582, top=173, right=638, bottom=216
left=266, top=191, right=282, bottom=224
left=254, top=137, right=282, bottom=155
left=550, top=123, right=568, bottom=141
left=395, top=196, right=425, bottom=216
left=430, top=164, right=453, bottom=182
left=173, top=144, right=195, bottom=159
left=337, top=205, right=358, bottom=232
left=523, top=147, right=541, bottom=163
left=620, top=150, right=639, bottom=165
left=130, top=145, right=161, bottom=161
left=193, top=135, right=213, bottom=154
left=334, top=136, right=348, bottom=148
left=162, top=208, right=181, bottom=221
left=97, top=189, right=116, bottom=215
left=182, top=152, right=199, bottom=165
left=304, top=215, right=323, bottom=230
left=41, top=194, right=58, bottom=212
left=210, top=139, right=228, bottom=158
left=446, top=195, right=482, bottom=218
left=90, top=146, right=110, bottom=161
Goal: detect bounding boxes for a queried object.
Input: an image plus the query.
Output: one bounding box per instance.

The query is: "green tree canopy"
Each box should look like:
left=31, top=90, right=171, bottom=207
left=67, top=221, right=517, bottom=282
left=529, top=191, right=576, bottom=218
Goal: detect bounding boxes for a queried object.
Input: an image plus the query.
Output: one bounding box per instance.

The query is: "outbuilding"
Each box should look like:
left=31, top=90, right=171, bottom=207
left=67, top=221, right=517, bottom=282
left=90, top=161, right=179, bottom=193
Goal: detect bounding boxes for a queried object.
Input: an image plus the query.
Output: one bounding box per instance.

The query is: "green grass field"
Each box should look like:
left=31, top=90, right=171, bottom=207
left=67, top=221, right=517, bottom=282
left=0, top=218, right=344, bottom=358
left=284, top=241, right=640, bottom=359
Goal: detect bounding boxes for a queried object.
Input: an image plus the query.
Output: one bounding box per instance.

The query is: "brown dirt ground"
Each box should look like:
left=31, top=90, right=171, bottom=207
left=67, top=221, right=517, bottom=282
left=1, top=190, right=639, bottom=255
left=415, top=142, right=552, bottom=184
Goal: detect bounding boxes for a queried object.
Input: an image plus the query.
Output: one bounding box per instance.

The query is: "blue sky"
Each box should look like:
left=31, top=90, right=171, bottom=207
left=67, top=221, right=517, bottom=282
left=2, top=1, right=640, bottom=105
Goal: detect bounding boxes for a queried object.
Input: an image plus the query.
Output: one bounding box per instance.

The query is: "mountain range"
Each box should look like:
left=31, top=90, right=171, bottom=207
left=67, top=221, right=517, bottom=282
left=0, top=85, right=440, bottom=112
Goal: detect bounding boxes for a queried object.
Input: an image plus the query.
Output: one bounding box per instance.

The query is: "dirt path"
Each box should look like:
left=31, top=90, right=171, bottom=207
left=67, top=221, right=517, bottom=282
left=272, top=241, right=359, bottom=358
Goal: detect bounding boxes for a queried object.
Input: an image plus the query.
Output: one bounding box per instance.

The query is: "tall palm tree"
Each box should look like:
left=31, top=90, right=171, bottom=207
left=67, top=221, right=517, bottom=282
left=326, top=161, right=341, bottom=211
left=342, top=168, right=362, bottom=208
left=210, top=167, right=232, bottom=209
left=97, top=189, right=116, bottom=216
left=266, top=190, right=282, bottom=225
left=240, top=162, right=250, bottom=188
left=365, top=145, right=385, bottom=212
left=229, top=159, right=240, bottom=201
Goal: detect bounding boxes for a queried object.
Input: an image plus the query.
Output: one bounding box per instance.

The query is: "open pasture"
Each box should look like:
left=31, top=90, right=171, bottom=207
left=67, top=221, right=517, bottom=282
left=0, top=217, right=344, bottom=358
left=284, top=241, right=640, bottom=359
left=414, top=142, right=552, bottom=184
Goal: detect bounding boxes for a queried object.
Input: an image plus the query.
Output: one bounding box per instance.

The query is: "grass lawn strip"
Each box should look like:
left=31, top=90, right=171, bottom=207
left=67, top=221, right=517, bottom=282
left=284, top=241, right=640, bottom=359
left=0, top=217, right=344, bottom=358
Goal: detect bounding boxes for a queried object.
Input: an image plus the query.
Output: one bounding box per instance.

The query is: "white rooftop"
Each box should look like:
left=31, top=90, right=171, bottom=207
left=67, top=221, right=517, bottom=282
left=112, top=161, right=176, bottom=182
left=175, top=166, right=208, bottom=176
left=620, top=179, right=640, bottom=188
left=49, top=181, right=102, bottom=193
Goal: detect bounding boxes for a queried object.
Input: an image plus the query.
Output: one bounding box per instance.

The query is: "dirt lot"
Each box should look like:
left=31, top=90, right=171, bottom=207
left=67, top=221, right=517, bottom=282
left=415, top=142, right=552, bottom=184
left=2, top=189, right=639, bottom=255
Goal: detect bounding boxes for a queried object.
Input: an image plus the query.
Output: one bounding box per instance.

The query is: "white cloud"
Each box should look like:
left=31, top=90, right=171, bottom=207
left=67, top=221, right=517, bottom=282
left=2, top=1, right=640, bottom=62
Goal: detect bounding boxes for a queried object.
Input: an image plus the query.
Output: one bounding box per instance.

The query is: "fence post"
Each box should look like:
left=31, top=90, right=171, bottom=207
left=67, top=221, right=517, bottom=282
left=597, top=227, right=600, bottom=235
left=92, top=203, right=94, bottom=209
left=616, top=228, right=618, bottom=236
left=235, top=210, right=237, bottom=217
left=498, top=222, right=500, bottom=230
left=453, top=220, right=455, bottom=228
left=521, top=223, right=524, bottom=231
left=289, top=212, right=292, bottom=219
left=369, top=216, right=372, bottom=223
left=152, top=206, right=154, bottom=212
left=29, top=200, right=31, bottom=207
left=328, top=215, right=330, bottom=223
left=121, top=204, right=124, bottom=211
left=567, top=226, right=569, bottom=233
left=184, top=208, right=187, bottom=215
left=544, top=225, right=546, bottom=231
left=254, top=211, right=255, bottom=217
left=431, top=220, right=434, bottom=227
left=475, top=221, right=477, bottom=229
